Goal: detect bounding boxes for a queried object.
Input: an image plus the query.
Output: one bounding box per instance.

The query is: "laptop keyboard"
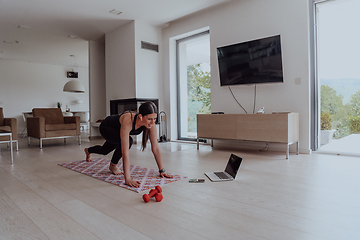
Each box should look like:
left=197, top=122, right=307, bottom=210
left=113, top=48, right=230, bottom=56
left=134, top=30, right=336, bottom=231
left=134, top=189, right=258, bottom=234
left=214, top=172, right=230, bottom=179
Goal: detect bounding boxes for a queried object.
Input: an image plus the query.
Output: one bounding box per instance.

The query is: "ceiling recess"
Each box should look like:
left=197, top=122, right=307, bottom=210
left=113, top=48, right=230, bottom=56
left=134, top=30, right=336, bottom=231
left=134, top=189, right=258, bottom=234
left=3, top=40, right=19, bottom=44
left=18, top=25, right=30, bottom=30
left=109, top=9, right=122, bottom=15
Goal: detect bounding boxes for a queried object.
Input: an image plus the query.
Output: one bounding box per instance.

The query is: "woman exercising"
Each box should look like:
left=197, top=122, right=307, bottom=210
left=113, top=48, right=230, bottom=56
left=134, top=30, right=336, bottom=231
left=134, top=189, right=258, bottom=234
left=84, top=101, right=172, bottom=188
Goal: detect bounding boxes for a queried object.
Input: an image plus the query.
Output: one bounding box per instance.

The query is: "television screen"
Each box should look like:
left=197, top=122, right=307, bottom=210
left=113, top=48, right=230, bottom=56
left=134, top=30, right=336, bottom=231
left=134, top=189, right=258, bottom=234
left=217, top=35, right=283, bottom=86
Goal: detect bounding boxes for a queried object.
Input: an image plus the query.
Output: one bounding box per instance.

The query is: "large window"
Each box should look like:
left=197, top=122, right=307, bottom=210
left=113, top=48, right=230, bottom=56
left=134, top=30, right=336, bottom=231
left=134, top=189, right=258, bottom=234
left=176, top=31, right=211, bottom=140
left=315, top=0, right=360, bottom=155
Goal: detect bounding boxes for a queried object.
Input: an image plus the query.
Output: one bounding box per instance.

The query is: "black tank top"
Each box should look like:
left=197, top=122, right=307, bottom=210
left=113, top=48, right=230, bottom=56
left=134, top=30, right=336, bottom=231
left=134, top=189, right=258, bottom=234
left=101, top=111, right=145, bottom=135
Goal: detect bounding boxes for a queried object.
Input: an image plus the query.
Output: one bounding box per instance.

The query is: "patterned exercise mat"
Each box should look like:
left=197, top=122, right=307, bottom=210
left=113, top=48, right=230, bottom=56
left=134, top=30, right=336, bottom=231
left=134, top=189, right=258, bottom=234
left=58, top=158, right=186, bottom=193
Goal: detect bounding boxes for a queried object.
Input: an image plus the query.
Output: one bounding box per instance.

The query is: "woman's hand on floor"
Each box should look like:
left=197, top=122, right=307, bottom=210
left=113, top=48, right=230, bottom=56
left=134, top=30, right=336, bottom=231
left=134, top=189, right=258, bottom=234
left=160, top=172, right=173, bottom=178
left=125, top=179, right=141, bottom=188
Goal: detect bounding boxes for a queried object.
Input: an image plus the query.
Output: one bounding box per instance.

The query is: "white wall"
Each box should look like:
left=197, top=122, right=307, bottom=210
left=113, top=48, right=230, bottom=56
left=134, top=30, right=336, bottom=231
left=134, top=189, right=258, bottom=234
left=105, top=21, right=136, bottom=115
left=89, top=41, right=106, bottom=137
left=134, top=21, right=162, bottom=102
left=0, top=58, right=89, bottom=133
left=162, top=0, right=311, bottom=153
left=105, top=21, right=163, bottom=142
left=105, top=21, right=162, bottom=105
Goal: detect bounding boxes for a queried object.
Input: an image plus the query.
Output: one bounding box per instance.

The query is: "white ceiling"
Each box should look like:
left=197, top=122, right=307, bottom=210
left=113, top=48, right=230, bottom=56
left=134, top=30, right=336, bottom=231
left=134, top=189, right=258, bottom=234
left=0, top=0, right=230, bottom=68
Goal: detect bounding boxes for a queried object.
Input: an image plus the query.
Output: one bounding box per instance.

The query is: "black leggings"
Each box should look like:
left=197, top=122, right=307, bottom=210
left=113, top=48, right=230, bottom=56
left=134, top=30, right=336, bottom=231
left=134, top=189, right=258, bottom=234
left=88, top=123, right=133, bottom=164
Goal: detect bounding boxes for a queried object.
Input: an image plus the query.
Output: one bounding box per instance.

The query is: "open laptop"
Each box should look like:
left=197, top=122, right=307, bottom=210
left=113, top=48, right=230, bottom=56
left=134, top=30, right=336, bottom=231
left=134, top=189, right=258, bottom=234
left=205, top=154, right=243, bottom=182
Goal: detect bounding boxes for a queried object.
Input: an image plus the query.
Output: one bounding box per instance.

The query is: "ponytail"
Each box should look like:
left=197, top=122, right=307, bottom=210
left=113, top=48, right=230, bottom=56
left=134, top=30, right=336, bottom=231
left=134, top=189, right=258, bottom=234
left=139, top=101, right=157, bottom=151
left=142, top=128, right=150, bottom=151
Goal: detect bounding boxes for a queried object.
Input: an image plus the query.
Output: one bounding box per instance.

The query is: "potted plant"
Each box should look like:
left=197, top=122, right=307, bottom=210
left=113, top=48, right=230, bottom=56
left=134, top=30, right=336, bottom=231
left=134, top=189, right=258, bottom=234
left=320, top=111, right=336, bottom=145
left=57, top=102, right=62, bottom=108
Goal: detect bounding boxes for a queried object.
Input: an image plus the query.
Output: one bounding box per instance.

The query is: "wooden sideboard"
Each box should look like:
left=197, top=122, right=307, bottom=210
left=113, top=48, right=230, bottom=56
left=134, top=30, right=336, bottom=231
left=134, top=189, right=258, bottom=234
left=197, top=113, right=299, bottom=159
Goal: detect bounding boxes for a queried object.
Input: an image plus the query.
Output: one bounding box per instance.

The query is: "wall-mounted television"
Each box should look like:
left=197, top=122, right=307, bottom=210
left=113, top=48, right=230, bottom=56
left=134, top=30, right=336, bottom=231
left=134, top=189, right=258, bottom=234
left=217, top=35, right=283, bottom=86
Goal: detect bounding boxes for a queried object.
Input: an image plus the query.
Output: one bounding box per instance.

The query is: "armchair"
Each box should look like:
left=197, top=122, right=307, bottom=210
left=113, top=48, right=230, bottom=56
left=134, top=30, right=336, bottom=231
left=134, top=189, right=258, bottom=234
left=0, top=107, right=18, bottom=151
left=27, top=108, right=81, bottom=148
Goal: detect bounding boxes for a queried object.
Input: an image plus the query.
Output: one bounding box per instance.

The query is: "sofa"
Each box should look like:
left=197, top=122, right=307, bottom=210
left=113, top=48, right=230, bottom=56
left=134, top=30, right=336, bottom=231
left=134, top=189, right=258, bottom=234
left=27, top=108, right=81, bottom=148
left=0, top=107, right=18, bottom=151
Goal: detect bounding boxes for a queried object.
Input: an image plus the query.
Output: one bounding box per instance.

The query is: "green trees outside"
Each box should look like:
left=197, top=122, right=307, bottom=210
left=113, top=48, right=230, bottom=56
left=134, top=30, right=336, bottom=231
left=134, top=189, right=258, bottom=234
left=349, top=90, right=360, bottom=116
left=187, top=63, right=211, bottom=133
left=321, top=85, right=360, bottom=138
left=320, top=85, right=344, bottom=115
left=348, top=91, right=360, bottom=133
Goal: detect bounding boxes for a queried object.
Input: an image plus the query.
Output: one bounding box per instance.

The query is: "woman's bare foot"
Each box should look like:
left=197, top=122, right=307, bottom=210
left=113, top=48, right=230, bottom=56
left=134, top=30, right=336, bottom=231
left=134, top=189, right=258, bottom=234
left=84, top=148, right=94, bottom=162
left=109, top=163, right=123, bottom=175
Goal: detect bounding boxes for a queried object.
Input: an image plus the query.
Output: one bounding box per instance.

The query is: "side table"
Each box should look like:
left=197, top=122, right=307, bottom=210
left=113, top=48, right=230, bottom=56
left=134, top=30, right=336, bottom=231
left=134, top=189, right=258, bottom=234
left=0, top=132, right=13, bottom=164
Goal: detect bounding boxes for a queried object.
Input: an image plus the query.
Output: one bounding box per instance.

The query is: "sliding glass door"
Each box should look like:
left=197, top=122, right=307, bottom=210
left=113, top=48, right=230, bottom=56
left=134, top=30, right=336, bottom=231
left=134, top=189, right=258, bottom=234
left=176, top=31, right=211, bottom=140
left=315, top=0, right=360, bottom=155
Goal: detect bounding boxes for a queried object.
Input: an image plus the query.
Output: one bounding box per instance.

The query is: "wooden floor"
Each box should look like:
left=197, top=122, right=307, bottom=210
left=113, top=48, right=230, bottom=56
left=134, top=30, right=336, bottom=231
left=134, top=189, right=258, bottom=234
left=0, top=135, right=359, bottom=240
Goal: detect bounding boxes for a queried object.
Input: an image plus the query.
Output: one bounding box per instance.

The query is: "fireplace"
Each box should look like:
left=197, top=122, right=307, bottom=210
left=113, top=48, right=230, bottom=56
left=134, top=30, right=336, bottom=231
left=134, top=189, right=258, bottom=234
left=110, top=98, right=159, bottom=124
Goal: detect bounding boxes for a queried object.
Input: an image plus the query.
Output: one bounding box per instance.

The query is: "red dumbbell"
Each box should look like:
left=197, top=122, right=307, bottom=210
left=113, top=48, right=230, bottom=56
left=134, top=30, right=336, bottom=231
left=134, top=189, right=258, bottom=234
left=154, top=192, right=163, bottom=202
left=143, top=186, right=162, bottom=203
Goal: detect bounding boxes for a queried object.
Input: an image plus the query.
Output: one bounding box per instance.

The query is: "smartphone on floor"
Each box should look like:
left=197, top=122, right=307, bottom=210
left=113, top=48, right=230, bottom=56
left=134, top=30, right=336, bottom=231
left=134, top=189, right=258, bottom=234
left=189, top=179, right=205, bottom=183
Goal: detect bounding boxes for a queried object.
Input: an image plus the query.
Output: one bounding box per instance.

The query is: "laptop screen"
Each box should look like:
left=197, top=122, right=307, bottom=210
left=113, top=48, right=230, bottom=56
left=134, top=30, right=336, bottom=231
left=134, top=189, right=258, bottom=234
left=224, top=154, right=243, bottom=178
